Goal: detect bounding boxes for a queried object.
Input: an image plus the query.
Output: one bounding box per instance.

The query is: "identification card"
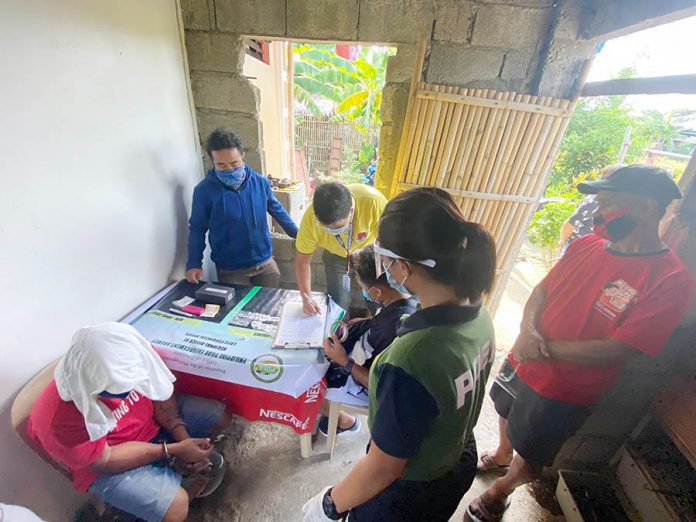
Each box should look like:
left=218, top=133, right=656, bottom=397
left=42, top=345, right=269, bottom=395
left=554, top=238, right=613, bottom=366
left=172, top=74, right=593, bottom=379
left=342, top=273, right=351, bottom=292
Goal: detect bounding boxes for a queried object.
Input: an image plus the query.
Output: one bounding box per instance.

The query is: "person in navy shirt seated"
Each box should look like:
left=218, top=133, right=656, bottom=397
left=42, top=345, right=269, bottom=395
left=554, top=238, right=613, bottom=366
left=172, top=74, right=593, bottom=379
left=186, top=129, right=298, bottom=287
left=320, top=245, right=417, bottom=436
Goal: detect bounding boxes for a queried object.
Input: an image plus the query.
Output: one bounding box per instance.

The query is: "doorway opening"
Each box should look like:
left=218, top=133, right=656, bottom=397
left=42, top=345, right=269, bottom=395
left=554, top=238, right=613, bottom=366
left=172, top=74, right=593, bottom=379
left=525, top=14, right=696, bottom=274
left=241, top=39, right=396, bottom=193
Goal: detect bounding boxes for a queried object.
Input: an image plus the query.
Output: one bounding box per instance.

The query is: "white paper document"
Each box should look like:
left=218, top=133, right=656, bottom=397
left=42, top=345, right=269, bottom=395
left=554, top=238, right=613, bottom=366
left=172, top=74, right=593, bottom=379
left=273, top=298, right=345, bottom=349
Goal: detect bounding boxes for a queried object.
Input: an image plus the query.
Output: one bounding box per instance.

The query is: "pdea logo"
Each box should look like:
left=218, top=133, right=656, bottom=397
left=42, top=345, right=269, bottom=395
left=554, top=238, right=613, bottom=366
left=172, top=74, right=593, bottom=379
left=250, top=353, right=284, bottom=383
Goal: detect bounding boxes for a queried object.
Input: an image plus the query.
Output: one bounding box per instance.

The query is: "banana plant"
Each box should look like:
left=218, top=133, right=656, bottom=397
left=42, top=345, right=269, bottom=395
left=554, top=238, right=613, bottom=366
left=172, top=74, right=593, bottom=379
left=293, top=44, right=395, bottom=132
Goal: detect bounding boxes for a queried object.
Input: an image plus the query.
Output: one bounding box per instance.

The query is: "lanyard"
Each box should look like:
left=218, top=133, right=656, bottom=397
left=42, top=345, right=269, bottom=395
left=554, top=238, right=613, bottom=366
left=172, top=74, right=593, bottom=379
left=334, top=220, right=353, bottom=273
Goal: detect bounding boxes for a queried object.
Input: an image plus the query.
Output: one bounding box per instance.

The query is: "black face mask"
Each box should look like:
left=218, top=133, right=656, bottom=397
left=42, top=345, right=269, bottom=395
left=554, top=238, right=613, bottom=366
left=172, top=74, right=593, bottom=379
left=594, top=211, right=637, bottom=241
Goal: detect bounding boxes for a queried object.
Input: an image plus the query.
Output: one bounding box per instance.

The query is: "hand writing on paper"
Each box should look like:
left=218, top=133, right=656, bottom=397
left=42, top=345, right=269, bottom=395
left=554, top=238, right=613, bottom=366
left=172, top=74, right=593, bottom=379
left=324, top=333, right=350, bottom=367
left=302, top=293, right=321, bottom=316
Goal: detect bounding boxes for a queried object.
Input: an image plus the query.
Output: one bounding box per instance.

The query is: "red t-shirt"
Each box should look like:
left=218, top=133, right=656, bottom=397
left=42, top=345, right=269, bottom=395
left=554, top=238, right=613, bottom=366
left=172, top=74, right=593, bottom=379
left=27, top=380, right=161, bottom=491
left=514, top=234, right=695, bottom=405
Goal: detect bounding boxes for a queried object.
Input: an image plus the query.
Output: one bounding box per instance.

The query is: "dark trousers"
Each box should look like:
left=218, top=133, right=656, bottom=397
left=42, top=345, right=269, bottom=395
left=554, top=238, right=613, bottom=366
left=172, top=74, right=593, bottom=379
left=322, top=250, right=352, bottom=311
left=350, top=438, right=478, bottom=522
left=217, top=257, right=281, bottom=288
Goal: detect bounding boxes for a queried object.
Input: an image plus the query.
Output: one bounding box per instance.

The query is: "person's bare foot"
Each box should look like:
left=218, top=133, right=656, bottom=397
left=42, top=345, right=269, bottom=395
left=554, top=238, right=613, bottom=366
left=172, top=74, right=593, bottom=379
left=477, top=449, right=513, bottom=472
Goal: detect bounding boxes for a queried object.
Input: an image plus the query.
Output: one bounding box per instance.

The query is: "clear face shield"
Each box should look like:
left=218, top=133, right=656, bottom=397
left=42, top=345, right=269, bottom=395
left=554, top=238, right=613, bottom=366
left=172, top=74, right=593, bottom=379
left=373, top=242, right=437, bottom=278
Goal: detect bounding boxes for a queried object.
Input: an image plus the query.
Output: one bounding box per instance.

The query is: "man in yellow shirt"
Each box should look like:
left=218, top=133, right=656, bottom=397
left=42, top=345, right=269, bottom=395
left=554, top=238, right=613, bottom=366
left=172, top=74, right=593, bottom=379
left=295, top=182, right=387, bottom=314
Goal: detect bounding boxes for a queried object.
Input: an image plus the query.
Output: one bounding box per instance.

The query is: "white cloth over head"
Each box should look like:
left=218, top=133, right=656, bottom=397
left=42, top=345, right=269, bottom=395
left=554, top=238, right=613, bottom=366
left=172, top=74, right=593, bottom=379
left=0, top=504, right=45, bottom=522
left=54, top=321, right=176, bottom=441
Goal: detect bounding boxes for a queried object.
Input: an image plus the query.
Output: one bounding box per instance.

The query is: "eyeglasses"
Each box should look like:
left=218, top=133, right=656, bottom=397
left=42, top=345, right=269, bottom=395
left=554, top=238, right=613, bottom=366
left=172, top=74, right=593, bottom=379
left=373, top=242, right=436, bottom=278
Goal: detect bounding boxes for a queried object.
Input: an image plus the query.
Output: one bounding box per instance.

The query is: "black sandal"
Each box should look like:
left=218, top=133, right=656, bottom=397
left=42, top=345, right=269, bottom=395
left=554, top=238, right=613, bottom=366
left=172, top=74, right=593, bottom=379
left=180, top=451, right=226, bottom=499
left=466, top=493, right=511, bottom=522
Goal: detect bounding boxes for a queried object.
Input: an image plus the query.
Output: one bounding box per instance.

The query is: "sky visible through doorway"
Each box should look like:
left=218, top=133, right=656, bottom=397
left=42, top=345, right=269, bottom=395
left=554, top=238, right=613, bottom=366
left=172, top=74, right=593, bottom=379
left=587, top=14, right=696, bottom=116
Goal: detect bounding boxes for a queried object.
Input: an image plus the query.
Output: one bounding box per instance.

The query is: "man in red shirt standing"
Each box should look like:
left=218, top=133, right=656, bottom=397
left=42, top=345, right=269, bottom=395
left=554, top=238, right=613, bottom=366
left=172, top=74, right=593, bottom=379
left=28, top=322, right=230, bottom=522
left=467, top=165, right=695, bottom=522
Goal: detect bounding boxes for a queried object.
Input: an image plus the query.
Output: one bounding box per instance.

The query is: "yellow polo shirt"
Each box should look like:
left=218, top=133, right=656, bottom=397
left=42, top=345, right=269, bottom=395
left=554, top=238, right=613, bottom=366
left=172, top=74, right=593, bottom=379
left=296, top=184, right=387, bottom=257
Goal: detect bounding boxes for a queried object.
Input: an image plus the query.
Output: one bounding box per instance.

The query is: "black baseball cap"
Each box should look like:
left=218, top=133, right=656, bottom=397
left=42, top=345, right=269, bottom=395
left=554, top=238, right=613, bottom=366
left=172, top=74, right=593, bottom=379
left=577, top=164, right=682, bottom=207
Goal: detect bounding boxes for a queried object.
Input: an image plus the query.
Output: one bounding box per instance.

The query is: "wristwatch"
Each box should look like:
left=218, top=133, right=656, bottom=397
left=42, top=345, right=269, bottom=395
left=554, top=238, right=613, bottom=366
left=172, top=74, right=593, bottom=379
left=341, top=357, right=355, bottom=375
left=322, top=487, right=347, bottom=520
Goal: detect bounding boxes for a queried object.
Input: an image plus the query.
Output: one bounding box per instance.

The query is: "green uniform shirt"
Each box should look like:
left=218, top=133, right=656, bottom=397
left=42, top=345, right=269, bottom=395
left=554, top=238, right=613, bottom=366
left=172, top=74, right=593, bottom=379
left=367, top=304, right=495, bottom=481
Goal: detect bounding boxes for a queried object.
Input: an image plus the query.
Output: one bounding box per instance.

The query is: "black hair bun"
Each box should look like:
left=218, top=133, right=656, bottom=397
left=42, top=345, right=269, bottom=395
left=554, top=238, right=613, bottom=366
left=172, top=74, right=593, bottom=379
left=428, top=210, right=469, bottom=254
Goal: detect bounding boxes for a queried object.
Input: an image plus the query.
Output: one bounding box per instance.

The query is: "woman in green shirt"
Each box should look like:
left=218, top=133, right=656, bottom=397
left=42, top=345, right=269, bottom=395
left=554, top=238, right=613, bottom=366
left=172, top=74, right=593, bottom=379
left=303, top=187, right=497, bottom=521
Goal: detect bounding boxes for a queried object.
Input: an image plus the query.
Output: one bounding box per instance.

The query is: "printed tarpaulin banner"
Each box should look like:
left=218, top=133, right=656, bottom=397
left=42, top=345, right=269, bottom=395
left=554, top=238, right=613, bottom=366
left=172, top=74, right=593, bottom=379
left=132, top=309, right=329, bottom=399
left=173, top=372, right=326, bottom=434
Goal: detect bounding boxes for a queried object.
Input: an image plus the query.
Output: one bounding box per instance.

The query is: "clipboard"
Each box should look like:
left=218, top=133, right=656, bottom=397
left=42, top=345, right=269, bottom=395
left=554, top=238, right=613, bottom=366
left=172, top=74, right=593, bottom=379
left=272, top=295, right=345, bottom=349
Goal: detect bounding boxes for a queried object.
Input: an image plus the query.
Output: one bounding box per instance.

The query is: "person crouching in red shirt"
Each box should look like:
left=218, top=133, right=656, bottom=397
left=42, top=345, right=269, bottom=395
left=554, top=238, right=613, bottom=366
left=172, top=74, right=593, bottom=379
left=28, top=322, right=230, bottom=522
left=467, top=165, right=696, bottom=522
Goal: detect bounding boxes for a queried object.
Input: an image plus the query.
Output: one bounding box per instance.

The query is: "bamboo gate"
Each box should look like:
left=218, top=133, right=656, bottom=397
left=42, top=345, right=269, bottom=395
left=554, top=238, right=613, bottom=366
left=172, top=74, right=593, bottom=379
left=389, top=80, right=575, bottom=313
left=295, top=115, right=380, bottom=175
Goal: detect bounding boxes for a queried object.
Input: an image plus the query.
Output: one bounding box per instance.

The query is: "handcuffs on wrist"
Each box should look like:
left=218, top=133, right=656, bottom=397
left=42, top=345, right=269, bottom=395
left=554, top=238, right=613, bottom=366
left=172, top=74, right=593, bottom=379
left=162, top=441, right=172, bottom=464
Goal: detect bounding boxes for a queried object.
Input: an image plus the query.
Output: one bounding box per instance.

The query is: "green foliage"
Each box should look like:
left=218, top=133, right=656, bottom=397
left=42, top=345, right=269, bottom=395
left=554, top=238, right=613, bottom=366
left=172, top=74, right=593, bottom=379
left=652, top=156, right=689, bottom=183
left=531, top=65, right=694, bottom=271
left=293, top=44, right=395, bottom=132
left=549, top=96, right=694, bottom=189
left=527, top=199, right=578, bottom=269
left=634, top=109, right=696, bottom=154
left=314, top=144, right=377, bottom=186
left=549, top=97, right=645, bottom=186
left=357, top=143, right=376, bottom=166
left=544, top=180, right=583, bottom=201
left=336, top=144, right=376, bottom=184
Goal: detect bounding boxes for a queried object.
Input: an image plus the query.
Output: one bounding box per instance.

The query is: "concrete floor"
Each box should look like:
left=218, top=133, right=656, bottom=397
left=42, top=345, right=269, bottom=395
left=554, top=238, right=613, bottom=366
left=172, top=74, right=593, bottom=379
left=188, top=249, right=565, bottom=522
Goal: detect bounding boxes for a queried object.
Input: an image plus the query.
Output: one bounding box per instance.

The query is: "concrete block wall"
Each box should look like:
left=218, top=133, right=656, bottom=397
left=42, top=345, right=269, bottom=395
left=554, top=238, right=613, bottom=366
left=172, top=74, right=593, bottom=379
left=179, top=0, right=691, bottom=194
left=272, top=233, right=364, bottom=309
left=271, top=233, right=327, bottom=292
left=552, top=323, right=696, bottom=473
left=179, top=0, right=597, bottom=197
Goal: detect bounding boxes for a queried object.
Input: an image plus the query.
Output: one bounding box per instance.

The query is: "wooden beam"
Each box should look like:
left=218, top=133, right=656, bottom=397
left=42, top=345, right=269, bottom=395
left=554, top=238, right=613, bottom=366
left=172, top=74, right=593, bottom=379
left=388, top=37, right=428, bottom=198
left=582, top=75, right=696, bottom=97
left=415, top=90, right=572, bottom=118
left=397, top=182, right=537, bottom=204
left=583, top=2, right=696, bottom=42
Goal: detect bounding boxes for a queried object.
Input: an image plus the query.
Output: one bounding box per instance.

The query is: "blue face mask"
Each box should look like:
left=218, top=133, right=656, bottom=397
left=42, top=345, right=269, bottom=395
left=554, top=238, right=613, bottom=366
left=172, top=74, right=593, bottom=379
left=99, top=390, right=130, bottom=399
left=385, top=265, right=410, bottom=295
left=362, top=288, right=377, bottom=303
left=216, top=166, right=246, bottom=189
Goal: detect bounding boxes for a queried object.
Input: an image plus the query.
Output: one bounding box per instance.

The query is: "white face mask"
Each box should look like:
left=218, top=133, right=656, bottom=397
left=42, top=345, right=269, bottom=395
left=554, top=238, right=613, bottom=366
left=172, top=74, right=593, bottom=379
left=324, top=206, right=354, bottom=236
left=324, top=223, right=350, bottom=236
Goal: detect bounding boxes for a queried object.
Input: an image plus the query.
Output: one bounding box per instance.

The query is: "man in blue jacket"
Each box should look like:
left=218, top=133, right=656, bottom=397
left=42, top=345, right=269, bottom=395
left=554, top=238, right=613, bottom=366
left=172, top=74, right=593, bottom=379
left=186, top=129, right=298, bottom=287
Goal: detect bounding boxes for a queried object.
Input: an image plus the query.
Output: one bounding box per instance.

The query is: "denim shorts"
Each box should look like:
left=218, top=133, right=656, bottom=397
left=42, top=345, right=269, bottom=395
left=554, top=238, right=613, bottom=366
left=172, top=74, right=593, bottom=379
left=89, top=394, right=225, bottom=522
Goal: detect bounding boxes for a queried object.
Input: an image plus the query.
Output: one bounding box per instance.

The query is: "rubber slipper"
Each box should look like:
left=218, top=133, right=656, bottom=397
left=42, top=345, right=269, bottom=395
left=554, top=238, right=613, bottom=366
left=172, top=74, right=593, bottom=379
left=196, top=451, right=225, bottom=498
left=466, top=494, right=511, bottom=522
left=180, top=451, right=226, bottom=499
left=476, top=450, right=510, bottom=472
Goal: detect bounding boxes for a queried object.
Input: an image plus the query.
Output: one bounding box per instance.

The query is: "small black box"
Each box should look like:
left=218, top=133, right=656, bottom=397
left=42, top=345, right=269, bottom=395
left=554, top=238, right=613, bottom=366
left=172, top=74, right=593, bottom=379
left=195, top=283, right=235, bottom=305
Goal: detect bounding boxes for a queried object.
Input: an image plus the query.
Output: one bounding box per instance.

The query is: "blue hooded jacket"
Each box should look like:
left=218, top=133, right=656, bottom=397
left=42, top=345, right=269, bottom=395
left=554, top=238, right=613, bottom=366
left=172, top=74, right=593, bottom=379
left=186, top=165, right=298, bottom=271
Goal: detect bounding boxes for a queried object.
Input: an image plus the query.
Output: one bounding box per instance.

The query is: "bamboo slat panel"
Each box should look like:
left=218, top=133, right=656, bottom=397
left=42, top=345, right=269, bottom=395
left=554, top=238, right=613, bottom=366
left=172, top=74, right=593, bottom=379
left=295, top=115, right=379, bottom=175
left=391, top=83, right=575, bottom=313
